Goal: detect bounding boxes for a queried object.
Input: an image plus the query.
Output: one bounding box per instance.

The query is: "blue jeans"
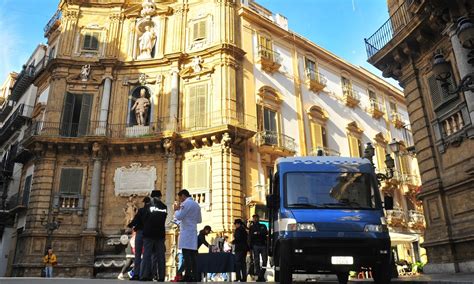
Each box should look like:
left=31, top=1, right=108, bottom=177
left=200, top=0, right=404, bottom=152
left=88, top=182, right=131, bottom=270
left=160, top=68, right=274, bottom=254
left=45, top=266, right=53, bottom=278
left=141, top=238, right=166, bottom=280
left=133, top=230, right=144, bottom=278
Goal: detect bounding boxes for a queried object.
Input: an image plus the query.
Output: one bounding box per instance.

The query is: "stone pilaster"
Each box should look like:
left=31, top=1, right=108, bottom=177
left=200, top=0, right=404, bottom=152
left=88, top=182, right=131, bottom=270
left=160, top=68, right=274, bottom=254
left=58, top=7, right=79, bottom=57
left=164, top=139, right=176, bottom=227
left=86, top=142, right=103, bottom=231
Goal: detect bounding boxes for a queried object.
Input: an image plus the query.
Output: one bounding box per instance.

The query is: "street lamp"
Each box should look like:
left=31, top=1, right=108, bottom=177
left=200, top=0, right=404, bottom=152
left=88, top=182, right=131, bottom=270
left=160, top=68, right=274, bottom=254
left=432, top=17, right=474, bottom=94
left=364, top=142, right=395, bottom=182
left=389, top=138, right=401, bottom=155
left=40, top=211, right=61, bottom=249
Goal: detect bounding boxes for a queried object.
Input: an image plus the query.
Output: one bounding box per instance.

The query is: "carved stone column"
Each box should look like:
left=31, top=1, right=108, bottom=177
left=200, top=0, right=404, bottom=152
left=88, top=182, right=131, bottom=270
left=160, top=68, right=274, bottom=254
left=86, top=142, right=103, bottom=230
left=163, top=139, right=176, bottom=227
left=99, top=77, right=112, bottom=130
left=169, top=68, right=179, bottom=131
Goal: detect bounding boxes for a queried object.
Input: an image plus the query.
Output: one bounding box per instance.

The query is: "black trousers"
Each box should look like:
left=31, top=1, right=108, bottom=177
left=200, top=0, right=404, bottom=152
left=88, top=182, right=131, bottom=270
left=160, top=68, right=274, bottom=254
left=182, top=248, right=198, bottom=281
left=253, top=245, right=268, bottom=279
left=235, top=251, right=247, bottom=281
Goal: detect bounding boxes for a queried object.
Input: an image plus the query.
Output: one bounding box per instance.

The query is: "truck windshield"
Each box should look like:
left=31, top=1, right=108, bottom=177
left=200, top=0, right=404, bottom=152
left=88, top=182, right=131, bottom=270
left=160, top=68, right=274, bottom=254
left=284, top=172, right=376, bottom=209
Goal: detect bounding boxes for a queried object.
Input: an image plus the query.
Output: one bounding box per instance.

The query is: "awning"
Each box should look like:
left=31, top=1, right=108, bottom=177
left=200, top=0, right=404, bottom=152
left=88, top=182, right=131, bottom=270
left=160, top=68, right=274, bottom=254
left=390, top=232, right=419, bottom=245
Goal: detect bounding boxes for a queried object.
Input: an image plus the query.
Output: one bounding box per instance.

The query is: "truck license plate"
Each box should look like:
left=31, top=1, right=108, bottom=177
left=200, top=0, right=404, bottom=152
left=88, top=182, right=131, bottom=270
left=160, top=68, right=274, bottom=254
left=331, top=256, right=354, bottom=265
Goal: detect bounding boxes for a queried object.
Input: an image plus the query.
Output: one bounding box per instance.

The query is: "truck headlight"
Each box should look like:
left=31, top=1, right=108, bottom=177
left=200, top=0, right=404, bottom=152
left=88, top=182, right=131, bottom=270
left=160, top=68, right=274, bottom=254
left=364, top=224, right=388, bottom=233
left=287, top=223, right=317, bottom=232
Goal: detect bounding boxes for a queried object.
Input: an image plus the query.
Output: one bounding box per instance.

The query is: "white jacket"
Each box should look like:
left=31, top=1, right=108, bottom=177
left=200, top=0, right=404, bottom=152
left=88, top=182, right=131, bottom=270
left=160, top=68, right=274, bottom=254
left=175, top=197, right=202, bottom=250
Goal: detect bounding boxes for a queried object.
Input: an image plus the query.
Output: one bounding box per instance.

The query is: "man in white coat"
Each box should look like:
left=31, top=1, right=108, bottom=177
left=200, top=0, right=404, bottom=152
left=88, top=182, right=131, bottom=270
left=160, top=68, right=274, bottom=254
left=174, top=189, right=202, bottom=281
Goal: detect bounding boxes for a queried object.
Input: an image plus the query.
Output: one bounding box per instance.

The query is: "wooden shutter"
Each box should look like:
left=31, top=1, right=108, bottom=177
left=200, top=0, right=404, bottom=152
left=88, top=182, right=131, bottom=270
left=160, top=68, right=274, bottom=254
left=196, top=84, right=207, bottom=127
left=310, top=123, right=324, bottom=148
left=59, top=169, right=83, bottom=195
left=257, top=105, right=263, bottom=131
left=399, top=156, right=410, bottom=175
left=83, top=31, right=99, bottom=50
left=187, top=86, right=197, bottom=128
left=91, top=32, right=100, bottom=50
left=193, top=20, right=206, bottom=41
left=184, top=161, right=208, bottom=190
left=263, top=108, right=277, bottom=132
left=348, top=135, right=360, bottom=157
left=78, top=94, right=92, bottom=136
left=375, top=144, right=386, bottom=171
left=61, top=92, right=75, bottom=136
left=22, top=175, right=32, bottom=206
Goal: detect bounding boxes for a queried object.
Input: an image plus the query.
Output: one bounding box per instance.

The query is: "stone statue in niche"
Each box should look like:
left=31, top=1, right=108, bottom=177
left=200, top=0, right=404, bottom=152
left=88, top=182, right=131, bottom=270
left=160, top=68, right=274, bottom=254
left=80, top=64, right=91, bottom=81
left=131, top=88, right=150, bottom=126
left=123, top=196, right=138, bottom=229
left=138, top=25, right=156, bottom=60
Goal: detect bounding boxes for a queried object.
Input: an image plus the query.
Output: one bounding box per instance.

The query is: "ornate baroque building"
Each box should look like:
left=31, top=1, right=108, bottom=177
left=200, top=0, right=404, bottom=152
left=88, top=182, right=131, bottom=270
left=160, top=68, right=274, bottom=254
left=2, top=0, right=424, bottom=278
left=365, top=0, right=474, bottom=273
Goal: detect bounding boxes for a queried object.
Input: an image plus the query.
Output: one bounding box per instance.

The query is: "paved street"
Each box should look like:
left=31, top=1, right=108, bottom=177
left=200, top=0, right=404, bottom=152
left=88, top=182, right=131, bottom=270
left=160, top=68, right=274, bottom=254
left=1, top=274, right=474, bottom=284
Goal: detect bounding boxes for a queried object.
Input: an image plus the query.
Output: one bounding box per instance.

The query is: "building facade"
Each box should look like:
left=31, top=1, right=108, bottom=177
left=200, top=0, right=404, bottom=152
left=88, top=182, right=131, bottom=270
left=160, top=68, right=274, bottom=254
left=3, top=0, right=423, bottom=278
left=365, top=0, right=474, bottom=273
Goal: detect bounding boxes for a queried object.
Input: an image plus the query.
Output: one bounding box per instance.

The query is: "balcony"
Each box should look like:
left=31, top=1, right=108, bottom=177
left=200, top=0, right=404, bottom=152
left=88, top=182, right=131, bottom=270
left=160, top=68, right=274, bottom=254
left=9, top=56, right=49, bottom=102
left=0, top=104, right=34, bottom=144
left=309, top=146, right=340, bottom=157
left=391, top=112, right=406, bottom=129
left=408, top=210, right=425, bottom=230
left=342, top=87, right=360, bottom=108
left=179, top=111, right=257, bottom=134
left=368, top=99, right=385, bottom=119
left=257, top=46, right=281, bottom=74
left=53, top=194, right=83, bottom=211
left=401, top=173, right=421, bottom=187
left=44, top=10, right=62, bottom=37
left=305, top=69, right=327, bottom=93
left=386, top=208, right=407, bottom=228
left=256, top=130, right=296, bottom=155
left=364, top=1, right=413, bottom=60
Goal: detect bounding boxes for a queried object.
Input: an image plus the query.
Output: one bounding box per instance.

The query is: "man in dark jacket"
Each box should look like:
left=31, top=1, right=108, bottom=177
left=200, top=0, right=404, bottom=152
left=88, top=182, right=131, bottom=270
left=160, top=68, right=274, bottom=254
left=233, top=219, right=249, bottom=282
left=249, top=214, right=268, bottom=282
left=140, top=190, right=167, bottom=281
left=197, top=225, right=212, bottom=250
left=127, top=196, right=151, bottom=280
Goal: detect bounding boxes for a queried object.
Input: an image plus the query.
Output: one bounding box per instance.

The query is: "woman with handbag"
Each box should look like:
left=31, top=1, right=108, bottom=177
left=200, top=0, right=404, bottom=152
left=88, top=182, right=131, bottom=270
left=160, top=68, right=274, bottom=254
left=43, top=247, right=57, bottom=278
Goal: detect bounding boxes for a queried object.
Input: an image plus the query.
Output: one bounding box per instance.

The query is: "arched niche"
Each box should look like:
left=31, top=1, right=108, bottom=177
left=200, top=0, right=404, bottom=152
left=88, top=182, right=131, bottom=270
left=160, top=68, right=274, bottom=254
left=128, top=86, right=153, bottom=127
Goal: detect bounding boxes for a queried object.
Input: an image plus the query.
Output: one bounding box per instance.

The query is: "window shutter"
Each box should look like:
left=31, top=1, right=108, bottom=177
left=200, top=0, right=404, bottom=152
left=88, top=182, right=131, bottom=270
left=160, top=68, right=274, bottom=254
left=61, top=93, right=75, bottom=136
left=311, top=123, right=324, bottom=148
left=257, top=105, right=263, bottom=131
left=91, top=32, right=100, bottom=50
left=348, top=135, right=360, bottom=157
left=78, top=94, right=92, bottom=136
left=22, top=175, right=32, bottom=206
left=399, top=156, right=410, bottom=175
left=187, top=86, right=197, bottom=128
left=184, top=161, right=208, bottom=190
left=375, top=144, right=386, bottom=171
left=196, top=85, right=207, bottom=127
left=83, top=33, right=92, bottom=49
left=59, top=169, right=83, bottom=195
left=428, top=75, right=443, bottom=109
left=193, top=21, right=206, bottom=41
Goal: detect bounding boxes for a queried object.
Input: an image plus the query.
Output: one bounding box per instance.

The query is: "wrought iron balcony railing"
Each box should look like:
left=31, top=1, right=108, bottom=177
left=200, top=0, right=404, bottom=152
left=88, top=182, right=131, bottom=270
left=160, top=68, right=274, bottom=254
left=305, top=69, right=327, bottom=92
left=364, top=1, right=413, bottom=59
left=386, top=207, right=407, bottom=227
left=44, top=10, right=62, bottom=36
left=257, top=46, right=281, bottom=73
left=408, top=210, right=425, bottom=227
left=0, top=104, right=34, bottom=144
left=256, top=130, right=296, bottom=153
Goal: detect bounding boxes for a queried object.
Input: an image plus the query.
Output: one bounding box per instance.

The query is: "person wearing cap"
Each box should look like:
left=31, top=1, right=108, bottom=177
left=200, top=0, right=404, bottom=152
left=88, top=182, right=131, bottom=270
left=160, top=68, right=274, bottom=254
left=249, top=214, right=268, bottom=282
left=127, top=196, right=151, bottom=280
left=140, top=190, right=167, bottom=281
left=198, top=225, right=212, bottom=250
left=233, top=219, right=249, bottom=282
left=174, top=189, right=202, bottom=282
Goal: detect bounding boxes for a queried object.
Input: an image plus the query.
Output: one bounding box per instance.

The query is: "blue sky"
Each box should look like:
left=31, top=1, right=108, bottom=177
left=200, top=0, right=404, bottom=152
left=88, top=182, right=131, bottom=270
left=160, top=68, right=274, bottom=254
left=0, top=0, right=397, bottom=87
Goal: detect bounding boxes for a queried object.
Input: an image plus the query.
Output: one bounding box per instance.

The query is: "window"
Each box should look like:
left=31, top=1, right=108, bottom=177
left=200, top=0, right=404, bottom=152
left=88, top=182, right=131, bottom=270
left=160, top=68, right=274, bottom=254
left=82, top=31, right=100, bottom=51
left=375, top=144, right=387, bottom=171
left=184, top=161, right=208, bottom=190
left=185, top=84, right=207, bottom=129
left=341, top=76, right=351, bottom=90
left=310, top=122, right=327, bottom=149
left=22, top=175, right=32, bottom=207
left=257, top=105, right=279, bottom=145
left=61, top=93, right=93, bottom=137
left=305, top=58, right=317, bottom=80
left=59, top=169, right=83, bottom=195
left=389, top=101, right=398, bottom=113
left=348, top=135, right=362, bottom=158
left=192, top=20, right=207, bottom=42
left=368, top=90, right=376, bottom=101
left=48, top=46, right=56, bottom=59
left=258, top=34, right=273, bottom=59
left=427, top=75, right=458, bottom=112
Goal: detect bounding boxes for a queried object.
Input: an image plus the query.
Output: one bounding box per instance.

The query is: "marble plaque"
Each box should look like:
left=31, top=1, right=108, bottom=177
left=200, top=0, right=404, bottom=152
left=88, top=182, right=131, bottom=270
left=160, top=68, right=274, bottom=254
left=114, top=163, right=157, bottom=196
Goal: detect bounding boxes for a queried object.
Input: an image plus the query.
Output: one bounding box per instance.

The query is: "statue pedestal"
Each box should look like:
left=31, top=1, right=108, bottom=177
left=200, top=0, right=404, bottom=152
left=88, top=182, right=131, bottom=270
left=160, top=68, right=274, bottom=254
left=126, top=125, right=150, bottom=137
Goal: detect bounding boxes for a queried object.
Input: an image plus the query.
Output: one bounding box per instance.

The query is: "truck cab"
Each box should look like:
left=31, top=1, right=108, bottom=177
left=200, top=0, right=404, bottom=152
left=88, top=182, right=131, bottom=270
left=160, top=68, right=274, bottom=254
left=266, top=156, right=393, bottom=284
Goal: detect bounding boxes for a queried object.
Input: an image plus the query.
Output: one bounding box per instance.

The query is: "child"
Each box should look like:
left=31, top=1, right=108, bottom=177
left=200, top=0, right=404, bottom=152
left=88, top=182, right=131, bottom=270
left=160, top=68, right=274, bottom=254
left=43, top=247, right=57, bottom=278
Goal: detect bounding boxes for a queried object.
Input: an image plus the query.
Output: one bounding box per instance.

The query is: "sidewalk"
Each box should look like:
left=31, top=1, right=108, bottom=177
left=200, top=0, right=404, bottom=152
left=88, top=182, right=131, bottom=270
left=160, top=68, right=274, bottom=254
left=351, top=273, right=474, bottom=284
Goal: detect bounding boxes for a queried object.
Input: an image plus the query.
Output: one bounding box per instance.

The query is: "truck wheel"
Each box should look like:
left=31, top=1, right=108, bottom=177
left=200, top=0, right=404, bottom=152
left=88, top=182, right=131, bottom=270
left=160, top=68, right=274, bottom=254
left=373, top=263, right=392, bottom=284
left=337, top=272, right=349, bottom=284
left=276, top=247, right=292, bottom=284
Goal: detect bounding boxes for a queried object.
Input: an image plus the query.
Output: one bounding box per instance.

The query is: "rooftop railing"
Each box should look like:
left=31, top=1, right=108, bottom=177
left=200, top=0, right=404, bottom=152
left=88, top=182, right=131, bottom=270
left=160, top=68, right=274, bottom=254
left=364, top=1, right=413, bottom=59
left=44, top=10, right=62, bottom=36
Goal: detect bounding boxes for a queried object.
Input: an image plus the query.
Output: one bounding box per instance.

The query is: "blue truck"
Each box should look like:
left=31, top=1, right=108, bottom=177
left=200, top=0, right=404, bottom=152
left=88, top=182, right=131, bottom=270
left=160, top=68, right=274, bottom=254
left=266, top=156, right=394, bottom=284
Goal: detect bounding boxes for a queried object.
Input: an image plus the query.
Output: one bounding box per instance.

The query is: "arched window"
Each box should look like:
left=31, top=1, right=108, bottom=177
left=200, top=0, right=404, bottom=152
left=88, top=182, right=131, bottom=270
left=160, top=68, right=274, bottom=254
left=346, top=121, right=363, bottom=157
left=307, top=105, right=328, bottom=153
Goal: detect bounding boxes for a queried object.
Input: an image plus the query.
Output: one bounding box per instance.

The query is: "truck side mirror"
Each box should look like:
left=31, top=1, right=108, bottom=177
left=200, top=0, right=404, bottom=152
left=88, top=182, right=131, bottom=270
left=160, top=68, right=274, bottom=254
left=266, top=194, right=280, bottom=210
left=384, top=196, right=394, bottom=210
